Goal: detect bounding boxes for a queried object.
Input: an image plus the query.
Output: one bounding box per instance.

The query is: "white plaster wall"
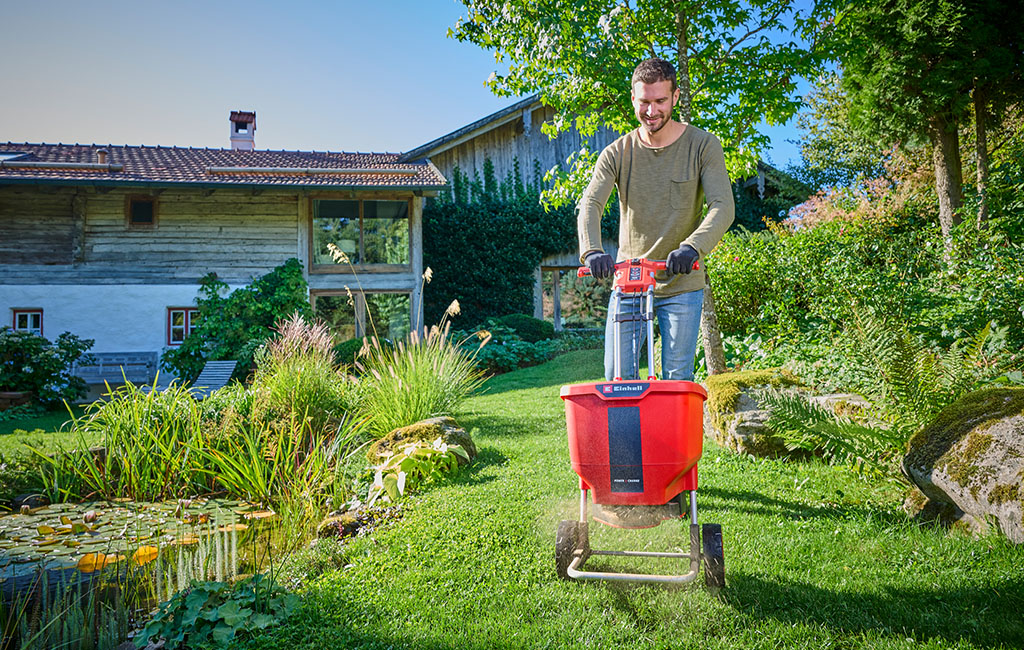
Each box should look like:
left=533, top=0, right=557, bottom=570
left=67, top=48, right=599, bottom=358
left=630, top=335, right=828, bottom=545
left=0, top=284, right=243, bottom=353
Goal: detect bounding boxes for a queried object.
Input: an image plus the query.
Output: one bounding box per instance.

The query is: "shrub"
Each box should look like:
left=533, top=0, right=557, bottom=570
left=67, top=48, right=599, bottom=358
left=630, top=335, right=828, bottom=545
left=333, top=337, right=366, bottom=367
left=0, top=328, right=94, bottom=406
left=489, top=313, right=554, bottom=343
left=161, top=259, right=312, bottom=383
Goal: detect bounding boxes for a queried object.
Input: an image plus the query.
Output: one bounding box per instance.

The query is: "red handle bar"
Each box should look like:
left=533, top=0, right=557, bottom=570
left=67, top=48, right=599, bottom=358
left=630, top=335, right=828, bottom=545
left=577, top=257, right=700, bottom=292
left=577, top=258, right=700, bottom=278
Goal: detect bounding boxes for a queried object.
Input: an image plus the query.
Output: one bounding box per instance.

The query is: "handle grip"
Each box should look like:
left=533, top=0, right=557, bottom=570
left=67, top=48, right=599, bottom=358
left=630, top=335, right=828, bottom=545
left=577, top=259, right=699, bottom=277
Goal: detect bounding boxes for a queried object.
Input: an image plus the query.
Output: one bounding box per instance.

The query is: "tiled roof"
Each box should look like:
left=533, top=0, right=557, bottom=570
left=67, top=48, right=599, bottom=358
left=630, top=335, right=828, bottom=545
left=0, top=143, right=447, bottom=189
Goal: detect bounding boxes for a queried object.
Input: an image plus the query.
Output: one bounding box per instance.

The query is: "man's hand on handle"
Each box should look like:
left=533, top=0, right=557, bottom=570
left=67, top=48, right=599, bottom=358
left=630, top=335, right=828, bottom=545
left=666, top=244, right=699, bottom=275
left=584, top=251, right=615, bottom=279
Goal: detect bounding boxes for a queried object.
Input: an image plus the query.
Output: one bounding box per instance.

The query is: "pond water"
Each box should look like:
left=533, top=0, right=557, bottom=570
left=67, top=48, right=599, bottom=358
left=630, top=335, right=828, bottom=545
left=0, top=498, right=281, bottom=648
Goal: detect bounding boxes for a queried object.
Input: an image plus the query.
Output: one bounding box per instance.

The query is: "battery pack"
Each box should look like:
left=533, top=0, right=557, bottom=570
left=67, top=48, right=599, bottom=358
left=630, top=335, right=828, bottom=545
left=560, top=379, right=707, bottom=505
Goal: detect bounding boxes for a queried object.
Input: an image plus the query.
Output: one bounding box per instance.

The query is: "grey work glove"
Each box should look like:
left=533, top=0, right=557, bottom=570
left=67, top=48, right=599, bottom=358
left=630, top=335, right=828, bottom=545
left=666, top=244, right=699, bottom=275
left=584, top=251, right=615, bottom=279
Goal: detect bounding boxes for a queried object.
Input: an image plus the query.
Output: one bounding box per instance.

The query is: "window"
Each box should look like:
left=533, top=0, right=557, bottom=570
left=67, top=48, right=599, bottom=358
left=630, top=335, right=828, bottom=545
left=313, top=292, right=410, bottom=341
left=311, top=199, right=409, bottom=269
left=126, top=196, right=157, bottom=228
left=13, top=309, right=42, bottom=335
left=167, top=308, right=200, bottom=346
left=0, top=152, right=27, bottom=163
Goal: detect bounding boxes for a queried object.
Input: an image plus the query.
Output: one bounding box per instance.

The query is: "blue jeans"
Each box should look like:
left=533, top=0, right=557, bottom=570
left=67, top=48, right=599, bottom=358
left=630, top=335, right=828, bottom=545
left=604, top=289, right=704, bottom=381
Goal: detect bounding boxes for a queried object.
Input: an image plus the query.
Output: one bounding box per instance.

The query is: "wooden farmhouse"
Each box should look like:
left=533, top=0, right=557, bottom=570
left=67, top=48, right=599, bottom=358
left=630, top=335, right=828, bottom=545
left=0, top=112, right=446, bottom=389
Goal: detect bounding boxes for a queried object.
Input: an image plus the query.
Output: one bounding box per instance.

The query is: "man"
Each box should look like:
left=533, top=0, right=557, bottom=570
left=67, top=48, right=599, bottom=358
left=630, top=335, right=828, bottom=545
left=578, top=57, right=734, bottom=382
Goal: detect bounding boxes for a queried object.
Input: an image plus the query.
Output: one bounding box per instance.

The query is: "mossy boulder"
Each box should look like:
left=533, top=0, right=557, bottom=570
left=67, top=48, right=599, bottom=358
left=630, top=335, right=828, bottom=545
left=703, top=368, right=801, bottom=457
left=903, top=387, right=1024, bottom=543
left=366, top=416, right=477, bottom=466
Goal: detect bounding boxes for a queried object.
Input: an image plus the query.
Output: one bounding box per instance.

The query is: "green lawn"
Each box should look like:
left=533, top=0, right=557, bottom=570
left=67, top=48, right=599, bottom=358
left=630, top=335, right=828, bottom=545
left=247, top=349, right=1024, bottom=650
left=0, top=404, right=92, bottom=457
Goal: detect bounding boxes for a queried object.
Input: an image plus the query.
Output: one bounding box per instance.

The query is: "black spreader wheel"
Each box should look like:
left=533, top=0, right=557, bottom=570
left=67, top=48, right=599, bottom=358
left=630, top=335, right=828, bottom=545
left=702, top=523, right=725, bottom=590
left=555, top=520, right=579, bottom=580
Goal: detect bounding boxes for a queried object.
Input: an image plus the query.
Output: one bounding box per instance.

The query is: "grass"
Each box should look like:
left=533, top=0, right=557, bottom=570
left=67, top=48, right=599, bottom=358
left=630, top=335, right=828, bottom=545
left=0, top=404, right=90, bottom=454
left=239, top=349, right=1024, bottom=650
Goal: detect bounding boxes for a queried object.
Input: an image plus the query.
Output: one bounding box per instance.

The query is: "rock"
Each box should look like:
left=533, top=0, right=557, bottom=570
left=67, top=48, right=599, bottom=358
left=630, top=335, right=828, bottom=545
left=367, top=416, right=477, bottom=466
left=316, top=513, right=361, bottom=538
left=903, top=387, right=1024, bottom=543
left=703, top=369, right=801, bottom=457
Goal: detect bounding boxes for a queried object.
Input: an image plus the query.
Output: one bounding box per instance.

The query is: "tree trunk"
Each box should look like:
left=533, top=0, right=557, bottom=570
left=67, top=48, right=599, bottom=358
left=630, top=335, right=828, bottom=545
left=676, top=10, right=691, bottom=123
left=677, top=5, right=727, bottom=375
left=974, top=87, right=990, bottom=227
left=700, top=277, right=728, bottom=375
left=929, top=114, right=964, bottom=255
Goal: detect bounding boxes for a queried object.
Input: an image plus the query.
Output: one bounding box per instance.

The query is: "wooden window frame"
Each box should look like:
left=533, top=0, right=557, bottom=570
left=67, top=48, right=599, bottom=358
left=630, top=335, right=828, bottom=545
left=12, top=309, right=43, bottom=336
left=310, top=290, right=410, bottom=339
left=309, top=195, right=413, bottom=274
left=166, top=307, right=199, bottom=346
left=126, top=195, right=159, bottom=229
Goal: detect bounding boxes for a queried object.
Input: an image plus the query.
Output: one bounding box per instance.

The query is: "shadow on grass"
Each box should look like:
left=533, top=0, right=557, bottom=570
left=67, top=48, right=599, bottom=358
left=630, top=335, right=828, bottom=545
left=724, top=571, right=1024, bottom=648
left=701, top=485, right=909, bottom=526
left=449, top=447, right=507, bottom=488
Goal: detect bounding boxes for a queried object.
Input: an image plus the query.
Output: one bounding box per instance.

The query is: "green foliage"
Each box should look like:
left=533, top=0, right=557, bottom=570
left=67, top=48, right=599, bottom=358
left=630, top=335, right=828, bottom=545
left=790, top=70, right=888, bottom=189
left=161, top=259, right=312, bottom=383
left=488, top=313, right=554, bottom=343
left=355, top=323, right=486, bottom=440
left=36, top=381, right=210, bottom=502
left=0, top=327, right=94, bottom=406
left=366, top=438, right=469, bottom=506
left=450, top=0, right=838, bottom=203
left=840, top=0, right=972, bottom=147
left=760, top=314, right=1012, bottom=481
left=136, top=574, right=298, bottom=649
left=467, top=332, right=602, bottom=375
left=332, top=337, right=366, bottom=367
left=758, top=387, right=907, bottom=481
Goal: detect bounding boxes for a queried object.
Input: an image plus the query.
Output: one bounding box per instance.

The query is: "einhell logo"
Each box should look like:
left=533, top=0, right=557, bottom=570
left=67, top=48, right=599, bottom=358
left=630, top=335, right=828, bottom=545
left=596, top=383, right=650, bottom=398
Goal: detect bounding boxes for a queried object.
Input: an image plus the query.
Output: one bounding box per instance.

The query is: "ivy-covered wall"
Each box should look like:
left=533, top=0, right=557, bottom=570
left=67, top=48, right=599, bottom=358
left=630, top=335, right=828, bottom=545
left=423, top=158, right=616, bottom=327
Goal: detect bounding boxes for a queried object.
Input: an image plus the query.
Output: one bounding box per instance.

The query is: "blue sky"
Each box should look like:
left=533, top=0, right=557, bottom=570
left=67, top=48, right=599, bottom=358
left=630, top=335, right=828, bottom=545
left=1, top=0, right=804, bottom=167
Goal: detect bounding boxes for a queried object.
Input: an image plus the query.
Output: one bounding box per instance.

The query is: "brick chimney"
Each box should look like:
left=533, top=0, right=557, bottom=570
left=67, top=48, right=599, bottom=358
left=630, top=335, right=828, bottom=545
left=229, top=111, right=256, bottom=151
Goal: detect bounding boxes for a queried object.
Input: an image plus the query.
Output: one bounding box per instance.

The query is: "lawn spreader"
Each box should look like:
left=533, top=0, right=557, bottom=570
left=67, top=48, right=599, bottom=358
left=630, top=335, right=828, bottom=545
left=557, top=258, right=725, bottom=588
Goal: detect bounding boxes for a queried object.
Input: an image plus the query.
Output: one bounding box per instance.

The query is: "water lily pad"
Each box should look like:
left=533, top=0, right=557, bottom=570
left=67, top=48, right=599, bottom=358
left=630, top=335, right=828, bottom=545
left=132, top=546, right=159, bottom=565
left=77, top=553, right=123, bottom=573
left=60, top=516, right=73, bottom=526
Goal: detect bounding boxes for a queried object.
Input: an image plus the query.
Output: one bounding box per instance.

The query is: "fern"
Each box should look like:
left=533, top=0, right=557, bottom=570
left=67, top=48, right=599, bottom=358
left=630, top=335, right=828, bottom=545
left=758, top=388, right=906, bottom=482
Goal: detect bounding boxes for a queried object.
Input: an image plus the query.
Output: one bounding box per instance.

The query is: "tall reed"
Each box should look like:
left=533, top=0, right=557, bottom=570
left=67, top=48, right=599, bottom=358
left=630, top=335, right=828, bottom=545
left=36, top=381, right=210, bottom=502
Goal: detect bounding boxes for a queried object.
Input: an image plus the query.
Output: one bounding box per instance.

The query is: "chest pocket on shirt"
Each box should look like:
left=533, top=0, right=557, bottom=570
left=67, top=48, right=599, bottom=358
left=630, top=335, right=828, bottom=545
left=670, top=176, right=698, bottom=210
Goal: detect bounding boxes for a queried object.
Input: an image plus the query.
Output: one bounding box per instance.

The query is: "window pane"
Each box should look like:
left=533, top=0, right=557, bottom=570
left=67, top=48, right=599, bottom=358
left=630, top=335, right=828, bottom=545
left=131, top=200, right=154, bottom=224
left=171, top=327, right=185, bottom=344
left=312, top=200, right=360, bottom=265
left=315, top=295, right=357, bottom=341
left=171, top=310, right=185, bottom=327
left=187, top=310, right=200, bottom=334
left=30, top=314, right=40, bottom=330
left=15, top=313, right=27, bottom=329
left=366, top=293, right=410, bottom=341
left=363, top=201, right=409, bottom=265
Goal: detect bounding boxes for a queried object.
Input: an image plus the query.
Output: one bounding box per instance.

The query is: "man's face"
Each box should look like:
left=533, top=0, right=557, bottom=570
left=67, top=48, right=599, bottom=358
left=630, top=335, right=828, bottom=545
left=631, top=80, right=679, bottom=135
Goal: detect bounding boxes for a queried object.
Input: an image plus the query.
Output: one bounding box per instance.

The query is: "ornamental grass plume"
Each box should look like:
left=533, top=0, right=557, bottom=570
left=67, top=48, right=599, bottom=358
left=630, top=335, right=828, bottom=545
left=355, top=318, right=487, bottom=439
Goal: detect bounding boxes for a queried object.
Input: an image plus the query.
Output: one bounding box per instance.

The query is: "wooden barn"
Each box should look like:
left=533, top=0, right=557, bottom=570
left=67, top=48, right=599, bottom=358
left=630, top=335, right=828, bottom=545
left=0, top=115, right=446, bottom=388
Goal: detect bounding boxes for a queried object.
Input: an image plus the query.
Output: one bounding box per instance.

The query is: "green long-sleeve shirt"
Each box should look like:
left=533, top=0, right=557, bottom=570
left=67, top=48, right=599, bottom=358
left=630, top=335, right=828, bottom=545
left=577, top=125, right=735, bottom=296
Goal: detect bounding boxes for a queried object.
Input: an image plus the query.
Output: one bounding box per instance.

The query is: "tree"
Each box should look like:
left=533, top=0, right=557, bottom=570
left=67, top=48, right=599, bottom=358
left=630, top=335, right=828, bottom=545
left=451, top=0, right=838, bottom=374
left=791, top=70, right=888, bottom=189
left=839, top=0, right=1024, bottom=242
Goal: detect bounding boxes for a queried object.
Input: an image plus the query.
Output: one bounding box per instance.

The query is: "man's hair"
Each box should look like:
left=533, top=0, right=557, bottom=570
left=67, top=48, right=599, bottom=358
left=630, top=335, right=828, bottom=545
left=631, top=58, right=677, bottom=91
